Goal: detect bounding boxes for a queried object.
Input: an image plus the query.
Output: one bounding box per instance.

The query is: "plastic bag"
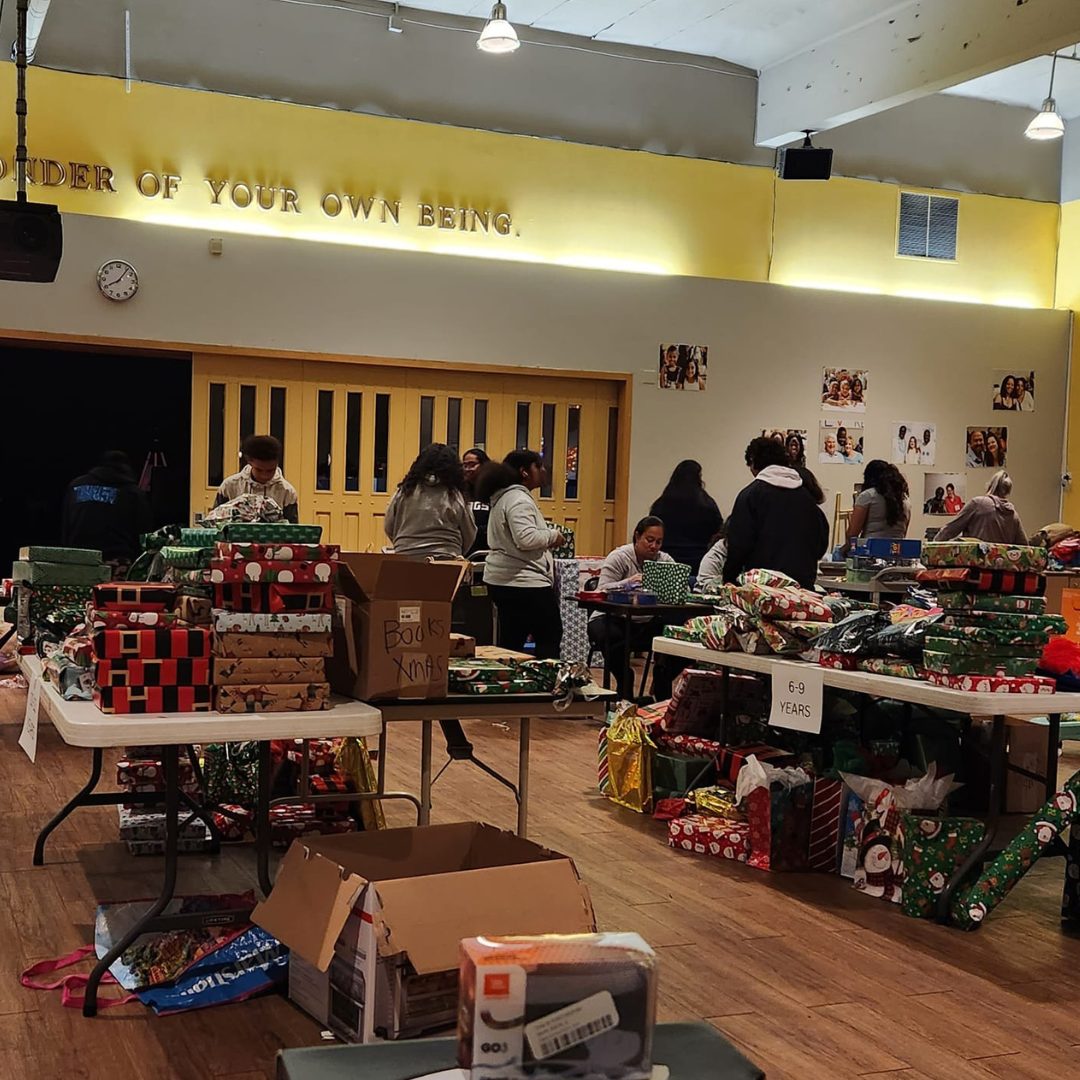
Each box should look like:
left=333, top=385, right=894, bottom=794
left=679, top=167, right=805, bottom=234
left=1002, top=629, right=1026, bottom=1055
left=863, top=615, right=941, bottom=660
left=809, top=611, right=888, bottom=654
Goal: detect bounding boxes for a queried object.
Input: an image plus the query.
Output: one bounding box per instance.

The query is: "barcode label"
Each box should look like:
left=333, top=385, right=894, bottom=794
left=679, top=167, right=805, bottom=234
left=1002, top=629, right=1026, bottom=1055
left=524, top=990, right=620, bottom=1061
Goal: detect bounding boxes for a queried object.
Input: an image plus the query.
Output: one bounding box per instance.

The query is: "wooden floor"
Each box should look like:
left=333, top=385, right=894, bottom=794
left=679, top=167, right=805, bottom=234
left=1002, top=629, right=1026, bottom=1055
left=2, top=684, right=1080, bottom=1080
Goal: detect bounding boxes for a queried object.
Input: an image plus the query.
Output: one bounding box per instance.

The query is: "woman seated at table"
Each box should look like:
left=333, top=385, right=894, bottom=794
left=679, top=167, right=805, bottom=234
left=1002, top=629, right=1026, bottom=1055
left=587, top=516, right=675, bottom=701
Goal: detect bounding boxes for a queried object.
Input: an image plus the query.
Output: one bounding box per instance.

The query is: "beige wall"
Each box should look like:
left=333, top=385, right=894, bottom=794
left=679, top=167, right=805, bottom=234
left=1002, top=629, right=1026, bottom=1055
left=0, top=214, right=1069, bottom=548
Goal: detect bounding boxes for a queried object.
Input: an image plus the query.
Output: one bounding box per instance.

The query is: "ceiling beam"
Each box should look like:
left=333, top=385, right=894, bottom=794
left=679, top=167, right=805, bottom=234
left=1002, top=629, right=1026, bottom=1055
left=756, top=0, right=1080, bottom=148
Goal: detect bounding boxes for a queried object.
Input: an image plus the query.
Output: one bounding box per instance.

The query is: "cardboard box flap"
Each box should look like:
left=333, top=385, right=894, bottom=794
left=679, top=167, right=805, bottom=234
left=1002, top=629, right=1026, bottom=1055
left=338, top=553, right=464, bottom=603
left=375, top=858, right=595, bottom=975
left=251, top=841, right=368, bottom=972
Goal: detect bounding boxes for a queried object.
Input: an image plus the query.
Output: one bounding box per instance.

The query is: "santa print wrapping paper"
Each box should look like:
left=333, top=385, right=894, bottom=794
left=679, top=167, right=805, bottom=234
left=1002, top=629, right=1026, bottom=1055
left=922, top=541, right=1048, bottom=573
left=309, top=771, right=357, bottom=818
left=94, top=685, right=213, bottom=714
left=87, top=609, right=185, bottom=630
left=216, top=542, right=340, bottom=562
left=668, top=815, right=751, bottom=863
left=922, top=651, right=1040, bottom=678
left=96, top=658, right=212, bottom=688
left=655, top=733, right=725, bottom=758
left=209, top=558, right=336, bottom=585
left=92, top=582, right=178, bottom=612
left=92, top=627, right=212, bottom=660
left=212, top=610, right=331, bottom=634
left=215, top=681, right=331, bottom=713
left=212, top=582, right=334, bottom=614
left=939, top=592, right=1047, bottom=614
left=213, top=631, right=334, bottom=659
left=930, top=623, right=1052, bottom=647
left=808, top=778, right=844, bottom=872
left=951, top=772, right=1080, bottom=930
left=116, top=758, right=197, bottom=789
left=900, top=815, right=987, bottom=920
left=941, top=611, right=1067, bottom=635
left=820, top=652, right=858, bottom=671
left=660, top=670, right=726, bottom=735
left=731, top=583, right=834, bottom=623
left=746, top=780, right=814, bottom=872
left=213, top=656, right=326, bottom=686
left=915, top=568, right=1046, bottom=596
left=923, top=671, right=1056, bottom=695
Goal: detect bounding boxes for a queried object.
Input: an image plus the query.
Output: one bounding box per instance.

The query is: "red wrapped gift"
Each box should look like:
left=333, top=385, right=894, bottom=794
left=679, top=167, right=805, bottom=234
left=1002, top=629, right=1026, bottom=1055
left=745, top=777, right=814, bottom=872
left=212, top=582, right=334, bottom=614
left=96, top=658, right=212, bottom=688
left=215, top=542, right=340, bottom=562
left=94, top=685, right=213, bottom=714
left=92, top=582, right=178, bottom=612
left=808, top=777, right=844, bottom=872
left=659, top=670, right=725, bottom=735
left=116, top=758, right=197, bottom=788
left=88, top=608, right=185, bottom=630
left=819, top=652, right=858, bottom=671
left=92, top=627, right=211, bottom=660
left=270, top=815, right=356, bottom=848
left=209, top=558, right=337, bottom=585
left=212, top=805, right=254, bottom=842
left=282, top=737, right=338, bottom=774
left=915, top=568, right=1045, bottom=596
left=715, top=744, right=795, bottom=785
left=309, top=770, right=357, bottom=818
left=62, top=635, right=93, bottom=666
left=655, top=733, right=725, bottom=758
left=923, top=671, right=1056, bottom=694
left=667, top=814, right=750, bottom=862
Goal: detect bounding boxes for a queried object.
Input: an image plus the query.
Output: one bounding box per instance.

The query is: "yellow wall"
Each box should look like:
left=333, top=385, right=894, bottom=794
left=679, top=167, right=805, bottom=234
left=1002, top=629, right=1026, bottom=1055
left=1057, top=201, right=1080, bottom=521
left=0, top=66, right=1062, bottom=310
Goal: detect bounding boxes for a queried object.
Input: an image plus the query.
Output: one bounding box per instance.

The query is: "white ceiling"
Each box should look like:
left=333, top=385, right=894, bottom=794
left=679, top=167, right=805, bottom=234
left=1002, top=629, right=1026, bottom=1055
left=944, top=51, right=1080, bottom=121
left=404, top=0, right=915, bottom=71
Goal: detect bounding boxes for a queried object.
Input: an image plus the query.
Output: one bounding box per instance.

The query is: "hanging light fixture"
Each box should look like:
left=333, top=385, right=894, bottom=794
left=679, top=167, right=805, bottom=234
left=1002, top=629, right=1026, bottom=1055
left=477, top=2, right=520, bottom=54
left=1025, top=53, right=1065, bottom=140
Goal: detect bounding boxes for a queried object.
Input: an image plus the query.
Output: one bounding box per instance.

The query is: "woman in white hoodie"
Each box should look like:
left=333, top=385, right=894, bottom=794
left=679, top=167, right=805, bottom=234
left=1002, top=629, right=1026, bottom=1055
left=384, top=444, right=477, bottom=559
left=477, top=450, right=565, bottom=659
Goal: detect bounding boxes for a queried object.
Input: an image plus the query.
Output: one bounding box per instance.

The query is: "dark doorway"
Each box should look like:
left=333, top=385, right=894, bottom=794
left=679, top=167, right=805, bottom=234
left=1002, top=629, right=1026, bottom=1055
left=0, top=344, right=192, bottom=575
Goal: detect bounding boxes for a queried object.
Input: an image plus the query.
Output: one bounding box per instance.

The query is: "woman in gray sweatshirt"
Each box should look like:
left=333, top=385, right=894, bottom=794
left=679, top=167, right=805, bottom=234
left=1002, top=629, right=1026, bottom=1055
left=384, top=444, right=477, bottom=559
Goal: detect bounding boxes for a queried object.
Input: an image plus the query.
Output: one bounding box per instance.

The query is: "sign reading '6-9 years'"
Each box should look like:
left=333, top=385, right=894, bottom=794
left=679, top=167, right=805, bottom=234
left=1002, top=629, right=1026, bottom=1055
left=769, top=666, right=824, bottom=735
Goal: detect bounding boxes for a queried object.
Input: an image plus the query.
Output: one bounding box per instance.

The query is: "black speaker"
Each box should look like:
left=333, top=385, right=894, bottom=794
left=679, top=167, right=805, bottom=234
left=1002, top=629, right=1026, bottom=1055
left=0, top=198, right=62, bottom=281
left=776, top=145, right=834, bottom=181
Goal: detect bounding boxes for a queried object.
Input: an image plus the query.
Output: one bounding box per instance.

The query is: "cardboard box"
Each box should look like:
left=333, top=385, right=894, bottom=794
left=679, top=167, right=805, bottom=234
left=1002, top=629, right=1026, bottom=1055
left=253, top=822, right=595, bottom=1043
left=329, top=553, right=466, bottom=702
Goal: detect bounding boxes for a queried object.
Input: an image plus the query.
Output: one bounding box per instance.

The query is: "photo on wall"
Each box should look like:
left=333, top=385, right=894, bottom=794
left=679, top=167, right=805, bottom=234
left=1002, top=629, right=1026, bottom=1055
left=891, top=422, right=937, bottom=467
left=923, top=474, right=966, bottom=516
left=992, top=370, right=1036, bottom=413
left=821, top=368, right=868, bottom=412
left=818, top=419, right=865, bottom=465
left=658, top=344, right=708, bottom=391
left=965, top=427, right=1008, bottom=468
left=761, top=429, right=809, bottom=467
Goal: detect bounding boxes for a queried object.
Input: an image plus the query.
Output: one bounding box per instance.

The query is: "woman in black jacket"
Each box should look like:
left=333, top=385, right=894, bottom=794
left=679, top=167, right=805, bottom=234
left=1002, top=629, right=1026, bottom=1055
left=649, top=460, right=723, bottom=574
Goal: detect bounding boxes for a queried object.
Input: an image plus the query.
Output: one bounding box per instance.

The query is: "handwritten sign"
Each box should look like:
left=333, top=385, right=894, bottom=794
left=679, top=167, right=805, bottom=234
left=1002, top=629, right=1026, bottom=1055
left=769, top=667, right=824, bottom=735
left=19, top=676, right=41, bottom=763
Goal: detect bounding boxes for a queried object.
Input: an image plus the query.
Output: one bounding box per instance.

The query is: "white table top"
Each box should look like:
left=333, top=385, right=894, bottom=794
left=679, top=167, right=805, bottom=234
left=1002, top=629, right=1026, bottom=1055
left=815, top=576, right=912, bottom=594
left=652, top=637, right=1080, bottom=717
left=19, top=654, right=383, bottom=748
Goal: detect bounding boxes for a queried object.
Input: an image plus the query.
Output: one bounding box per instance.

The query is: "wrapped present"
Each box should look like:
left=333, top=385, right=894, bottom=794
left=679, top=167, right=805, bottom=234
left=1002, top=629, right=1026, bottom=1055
left=93, top=583, right=178, bottom=612
left=203, top=742, right=259, bottom=805
left=938, top=592, right=1047, bottom=614
left=213, top=631, right=334, bottom=659
left=454, top=679, right=545, bottom=695
left=924, top=635, right=1043, bottom=657
left=922, top=541, right=1048, bottom=573
left=604, top=706, right=655, bottom=814
left=716, top=743, right=795, bottom=785
left=931, top=623, right=1052, bottom=647
left=282, top=737, right=338, bottom=774
left=212, top=805, right=254, bottom=842
left=168, top=569, right=213, bottom=585
left=126, top=835, right=214, bottom=856
left=175, top=595, right=213, bottom=625
left=209, top=558, right=336, bottom=585
left=160, top=546, right=214, bottom=569
left=774, top=620, right=833, bottom=641
left=730, top=583, right=834, bottom=623
left=211, top=610, right=331, bottom=634
left=215, top=542, right=340, bottom=562
left=180, top=527, right=221, bottom=546
left=96, top=657, right=212, bottom=687
left=271, top=817, right=356, bottom=848
left=856, top=658, right=922, bottom=680
left=309, top=770, right=358, bottom=818
left=737, top=569, right=800, bottom=590
left=94, top=685, right=214, bottom=713
left=449, top=658, right=518, bottom=684
left=116, top=758, right=197, bottom=788
left=686, top=785, right=745, bottom=822
left=19, top=546, right=102, bottom=566
left=219, top=522, right=323, bottom=543
left=642, top=560, right=691, bottom=604
left=653, top=752, right=716, bottom=800
left=215, top=682, right=332, bottom=713
left=663, top=625, right=703, bottom=643
left=212, top=582, right=334, bottom=614
left=13, top=560, right=110, bottom=586
left=820, top=652, right=858, bottom=671
left=43, top=655, right=94, bottom=700
left=737, top=757, right=814, bottom=872
left=92, top=627, right=212, bottom=660
left=87, top=608, right=185, bottom=630
left=922, top=652, right=1040, bottom=677
left=61, top=635, right=94, bottom=666
left=901, top=815, right=987, bottom=920
left=660, top=669, right=726, bottom=735
left=667, top=814, right=751, bottom=862
left=654, top=732, right=723, bottom=757
left=808, top=778, right=844, bottom=872
left=213, top=657, right=326, bottom=686
left=117, top=805, right=208, bottom=842
left=924, top=671, right=1056, bottom=694
left=940, top=611, right=1066, bottom=635
left=915, top=568, right=1045, bottom=596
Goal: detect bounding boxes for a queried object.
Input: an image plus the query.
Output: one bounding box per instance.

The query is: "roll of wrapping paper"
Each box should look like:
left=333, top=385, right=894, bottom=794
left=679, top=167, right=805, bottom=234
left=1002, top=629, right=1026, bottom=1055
left=336, top=737, right=385, bottom=831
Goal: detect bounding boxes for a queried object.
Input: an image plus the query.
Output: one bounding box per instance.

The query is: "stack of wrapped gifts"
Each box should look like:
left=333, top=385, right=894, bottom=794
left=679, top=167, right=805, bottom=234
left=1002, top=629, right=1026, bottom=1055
left=13, top=546, right=110, bottom=645
left=115, top=753, right=212, bottom=855
left=209, top=527, right=336, bottom=713
left=917, top=542, right=1064, bottom=693
left=90, top=583, right=214, bottom=713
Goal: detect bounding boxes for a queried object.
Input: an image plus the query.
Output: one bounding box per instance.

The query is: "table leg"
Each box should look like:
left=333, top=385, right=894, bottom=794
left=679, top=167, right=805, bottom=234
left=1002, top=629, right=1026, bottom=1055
left=34, top=747, right=103, bottom=866
left=623, top=611, right=633, bottom=701
left=420, top=720, right=433, bottom=826
left=1046, top=714, right=1061, bottom=801
left=377, top=720, right=388, bottom=794
left=517, top=717, right=531, bottom=838
left=256, top=740, right=273, bottom=898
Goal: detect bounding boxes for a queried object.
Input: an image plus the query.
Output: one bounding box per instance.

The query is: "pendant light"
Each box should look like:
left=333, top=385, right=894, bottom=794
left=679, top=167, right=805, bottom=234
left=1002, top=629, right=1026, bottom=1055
left=1025, top=53, right=1065, bottom=141
left=477, top=2, right=520, bottom=54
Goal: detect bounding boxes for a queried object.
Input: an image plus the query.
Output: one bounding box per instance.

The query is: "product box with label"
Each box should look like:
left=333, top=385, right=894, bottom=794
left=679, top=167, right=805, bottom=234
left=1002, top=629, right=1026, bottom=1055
left=253, top=822, right=595, bottom=1044
left=329, top=553, right=466, bottom=701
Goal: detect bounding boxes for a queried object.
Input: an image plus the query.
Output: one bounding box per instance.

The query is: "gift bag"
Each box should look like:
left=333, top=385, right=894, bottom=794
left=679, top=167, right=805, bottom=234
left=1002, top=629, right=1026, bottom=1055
left=736, top=755, right=814, bottom=872
left=203, top=742, right=260, bottom=805
left=604, top=706, right=655, bottom=814
left=900, top=815, right=986, bottom=919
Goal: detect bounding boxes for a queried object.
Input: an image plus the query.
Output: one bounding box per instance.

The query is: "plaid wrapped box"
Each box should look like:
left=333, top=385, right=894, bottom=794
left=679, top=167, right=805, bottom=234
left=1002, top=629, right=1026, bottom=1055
left=212, top=805, right=254, bottom=842
left=209, top=558, right=337, bottom=585
left=160, top=546, right=214, bottom=569
left=216, top=542, right=340, bottom=562
left=808, top=778, right=844, bottom=872
left=94, top=685, right=214, bottom=713
left=180, top=527, right=221, bottom=546
left=116, top=758, right=197, bottom=788
left=922, top=542, right=1048, bottom=572
left=92, top=627, right=212, bottom=660
left=13, top=560, right=110, bottom=586
left=96, top=658, right=212, bottom=688
left=211, top=610, right=331, bottom=634
left=215, top=682, right=332, bottom=713
left=924, top=671, right=1056, bottom=694
left=175, top=595, right=213, bottom=625
left=940, top=611, right=1067, bottom=635
left=19, top=546, right=102, bottom=565
left=213, top=631, right=334, bottom=659
left=716, top=744, right=795, bottom=785
left=938, top=593, right=1047, bottom=614
left=915, top=569, right=1046, bottom=596
left=310, top=771, right=358, bottom=818
left=87, top=608, right=185, bottom=630
left=220, top=522, right=323, bottom=543
left=93, top=583, right=178, bottom=612
left=922, top=652, right=1040, bottom=677
left=212, top=582, right=334, bottom=614
left=668, top=814, right=751, bottom=862
left=214, top=657, right=326, bottom=686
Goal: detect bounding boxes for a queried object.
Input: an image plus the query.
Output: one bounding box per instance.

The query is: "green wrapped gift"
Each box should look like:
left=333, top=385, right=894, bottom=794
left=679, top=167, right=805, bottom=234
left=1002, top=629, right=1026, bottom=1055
left=940, top=611, right=1067, bottom=635
left=938, top=593, right=1047, bottom=614
left=926, top=624, right=1051, bottom=648
left=220, top=523, right=323, bottom=543
left=664, top=625, right=704, bottom=642
left=924, top=636, right=1042, bottom=657
left=180, top=527, right=221, bottom=545
left=456, top=678, right=545, bottom=695
left=901, top=814, right=986, bottom=919
left=922, top=541, right=1048, bottom=572
left=160, top=546, right=214, bottom=569
left=18, top=546, right=102, bottom=566
left=653, top=751, right=716, bottom=800
left=642, top=561, right=691, bottom=604
left=922, top=651, right=1041, bottom=677
left=13, top=561, right=111, bottom=586
left=857, top=658, right=921, bottom=679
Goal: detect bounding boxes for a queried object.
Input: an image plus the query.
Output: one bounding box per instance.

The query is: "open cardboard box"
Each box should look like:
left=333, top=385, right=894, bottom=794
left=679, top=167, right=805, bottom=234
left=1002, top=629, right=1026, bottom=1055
left=329, top=553, right=467, bottom=701
left=253, top=822, right=595, bottom=1042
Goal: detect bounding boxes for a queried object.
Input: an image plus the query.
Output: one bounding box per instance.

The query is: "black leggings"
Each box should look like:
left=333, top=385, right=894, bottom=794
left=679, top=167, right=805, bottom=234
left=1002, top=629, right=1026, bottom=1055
left=488, top=584, right=563, bottom=661
left=587, top=615, right=676, bottom=701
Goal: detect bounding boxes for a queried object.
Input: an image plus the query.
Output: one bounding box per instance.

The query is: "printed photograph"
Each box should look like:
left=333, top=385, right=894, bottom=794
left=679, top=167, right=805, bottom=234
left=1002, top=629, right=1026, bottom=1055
left=761, top=428, right=809, bottom=468
left=818, top=419, right=865, bottom=465
left=965, top=426, right=1008, bottom=468
left=992, top=370, right=1036, bottom=413
left=923, top=473, right=966, bottom=516
left=821, top=368, right=868, bottom=412
left=658, top=343, right=708, bottom=391
left=891, top=422, right=937, bottom=467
